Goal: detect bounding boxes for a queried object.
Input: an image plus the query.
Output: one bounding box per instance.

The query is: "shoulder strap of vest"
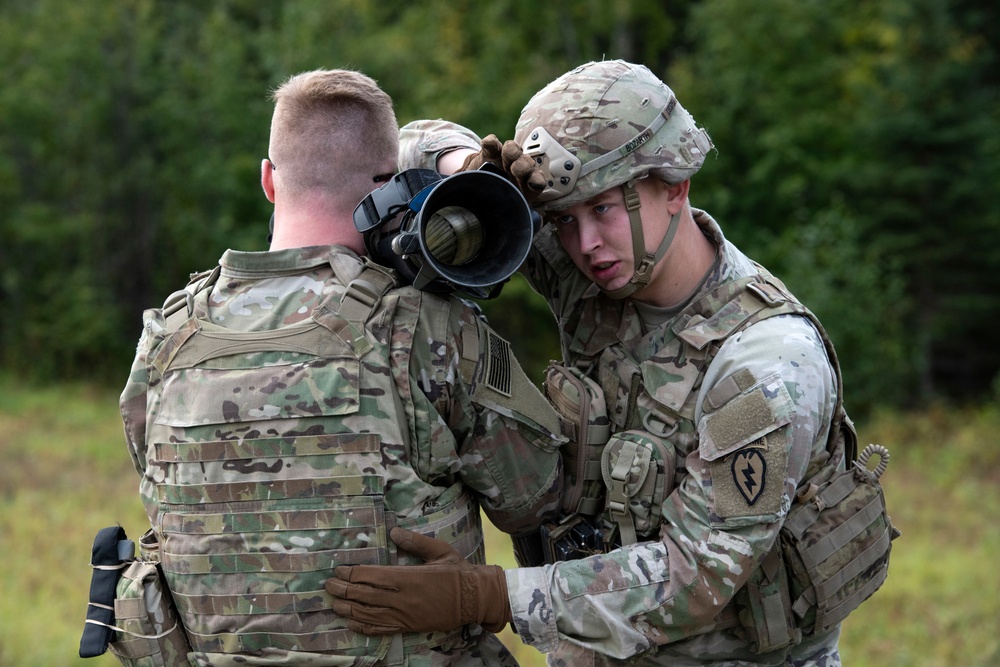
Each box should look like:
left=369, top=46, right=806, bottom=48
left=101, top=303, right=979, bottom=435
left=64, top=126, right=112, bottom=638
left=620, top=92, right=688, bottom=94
left=640, top=271, right=853, bottom=463
left=326, top=261, right=398, bottom=357
left=636, top=275, right=789, bottom=432
left=724, top=271, right=855, bottom=464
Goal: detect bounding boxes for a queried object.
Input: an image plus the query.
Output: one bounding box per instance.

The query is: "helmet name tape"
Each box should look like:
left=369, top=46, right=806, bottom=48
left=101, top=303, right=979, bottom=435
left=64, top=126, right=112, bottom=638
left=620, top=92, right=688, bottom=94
left=578, top=95, right=675, bottom=178
left=621, top=129, right=652, bottom=156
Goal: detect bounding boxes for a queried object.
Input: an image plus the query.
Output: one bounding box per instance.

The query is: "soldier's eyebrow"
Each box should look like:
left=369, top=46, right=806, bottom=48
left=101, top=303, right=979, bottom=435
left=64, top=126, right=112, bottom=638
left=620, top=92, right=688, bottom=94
left=584, top=191, right=618, bottom=207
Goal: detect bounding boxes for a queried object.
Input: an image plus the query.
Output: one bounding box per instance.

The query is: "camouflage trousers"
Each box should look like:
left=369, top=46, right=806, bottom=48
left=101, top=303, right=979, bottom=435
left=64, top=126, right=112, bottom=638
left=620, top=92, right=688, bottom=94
left=544, top=626, right=841, bottom=667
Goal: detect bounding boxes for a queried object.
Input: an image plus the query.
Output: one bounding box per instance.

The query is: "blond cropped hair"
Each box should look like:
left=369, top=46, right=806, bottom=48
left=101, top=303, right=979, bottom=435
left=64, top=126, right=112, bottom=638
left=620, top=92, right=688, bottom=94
left=268, top=69, right=398, bottom=210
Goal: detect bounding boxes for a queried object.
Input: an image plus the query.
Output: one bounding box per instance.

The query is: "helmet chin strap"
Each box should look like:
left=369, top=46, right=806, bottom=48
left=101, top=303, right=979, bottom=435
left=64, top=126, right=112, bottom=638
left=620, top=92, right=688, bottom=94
left=602, top=182, right=681, bottom=300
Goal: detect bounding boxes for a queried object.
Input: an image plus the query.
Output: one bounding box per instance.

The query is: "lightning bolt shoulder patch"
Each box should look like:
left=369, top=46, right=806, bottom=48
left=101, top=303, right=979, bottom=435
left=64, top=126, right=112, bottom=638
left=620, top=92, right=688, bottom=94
left=698, top=371, right=793, bottom=521
left=710, top=432, right=787, bottom=520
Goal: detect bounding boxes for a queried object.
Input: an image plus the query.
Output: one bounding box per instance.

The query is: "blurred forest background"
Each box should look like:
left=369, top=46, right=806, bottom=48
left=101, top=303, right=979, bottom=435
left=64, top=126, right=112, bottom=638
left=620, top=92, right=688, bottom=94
left=2, top=0, right=1000, bottom=413
left=1, top=0, right=998, bottom=666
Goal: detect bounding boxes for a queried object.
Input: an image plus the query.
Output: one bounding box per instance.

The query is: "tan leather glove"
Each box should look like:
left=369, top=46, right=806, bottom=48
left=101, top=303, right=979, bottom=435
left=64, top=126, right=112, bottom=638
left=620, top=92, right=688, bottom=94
left=325, top=526, right=512, bottom=635
left=459, top=134, right=547, bottom=204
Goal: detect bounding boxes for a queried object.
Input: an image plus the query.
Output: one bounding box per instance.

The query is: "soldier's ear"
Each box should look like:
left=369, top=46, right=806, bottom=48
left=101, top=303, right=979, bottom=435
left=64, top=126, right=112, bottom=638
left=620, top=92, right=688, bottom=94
left=261, top=159, right=276, bottom=203
left=664, top=178, right=689, bottom=206
left=655, top=178, right=689, bottom=215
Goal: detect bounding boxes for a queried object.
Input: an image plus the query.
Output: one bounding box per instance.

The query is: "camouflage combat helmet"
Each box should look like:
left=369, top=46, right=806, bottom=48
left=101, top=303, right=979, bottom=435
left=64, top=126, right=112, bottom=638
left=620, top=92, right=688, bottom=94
left=515, top=60, right=713, bottom=299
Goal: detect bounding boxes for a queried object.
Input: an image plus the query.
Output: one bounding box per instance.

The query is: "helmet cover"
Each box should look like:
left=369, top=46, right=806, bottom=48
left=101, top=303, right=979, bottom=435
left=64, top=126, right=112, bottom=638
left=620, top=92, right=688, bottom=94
left=515, top=60, right=713, bottom=210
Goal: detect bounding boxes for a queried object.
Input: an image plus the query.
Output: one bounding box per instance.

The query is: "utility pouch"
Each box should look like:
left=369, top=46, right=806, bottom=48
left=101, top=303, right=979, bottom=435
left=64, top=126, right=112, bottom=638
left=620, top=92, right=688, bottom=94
left=107, top=533, right=194, bottom=667
left=780, top=444, right=900, bottom=635
left=600, top=430, right=676, bottom=545
left=543, top=363, right=611, bottom=517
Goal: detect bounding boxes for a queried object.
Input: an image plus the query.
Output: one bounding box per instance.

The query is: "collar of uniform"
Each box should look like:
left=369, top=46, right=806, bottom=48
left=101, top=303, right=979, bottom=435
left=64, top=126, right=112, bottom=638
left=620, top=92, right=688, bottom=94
left=534, top=223, right=584, bottom=283
left=689, top=208, right=731, bottom=297
left=219, top=245, right=363, bottom=283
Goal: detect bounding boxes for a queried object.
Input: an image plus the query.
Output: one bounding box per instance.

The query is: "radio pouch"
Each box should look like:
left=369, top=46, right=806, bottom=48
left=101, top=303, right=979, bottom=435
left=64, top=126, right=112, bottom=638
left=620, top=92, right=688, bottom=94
left=736, top=444, right=899, bottom=653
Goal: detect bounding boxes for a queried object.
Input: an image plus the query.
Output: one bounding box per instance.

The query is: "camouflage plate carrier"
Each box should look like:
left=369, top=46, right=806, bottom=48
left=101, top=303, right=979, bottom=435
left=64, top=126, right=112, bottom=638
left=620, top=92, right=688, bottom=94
left=542, top=265, right=899, bottom=653
left=134, top=261, right=486, bottom=666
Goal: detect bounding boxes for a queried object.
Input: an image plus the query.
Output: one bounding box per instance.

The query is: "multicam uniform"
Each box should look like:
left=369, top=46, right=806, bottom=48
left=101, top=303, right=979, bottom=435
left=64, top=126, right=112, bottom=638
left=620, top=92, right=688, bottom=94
left=400, top=125, right=845, bottom=666
left=120, top=245, right=563, bottom=667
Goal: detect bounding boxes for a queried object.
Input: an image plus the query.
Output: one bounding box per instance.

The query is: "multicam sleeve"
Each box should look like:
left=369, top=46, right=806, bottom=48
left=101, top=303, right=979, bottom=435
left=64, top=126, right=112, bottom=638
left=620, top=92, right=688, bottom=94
left=398, top=119, right=483, bottom=172
left=451, top=301, right=565, bottom=536
left=407, top=292, right=564, bottom=536
left=506, top=489, right=763, bottom=658
left=506, top=315, right=837, bottom=659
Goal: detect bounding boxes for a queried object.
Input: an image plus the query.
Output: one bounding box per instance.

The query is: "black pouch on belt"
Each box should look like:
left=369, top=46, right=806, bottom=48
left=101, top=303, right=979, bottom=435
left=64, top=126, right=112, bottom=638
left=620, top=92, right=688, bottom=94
left=80, top=525, right=134, bottom=658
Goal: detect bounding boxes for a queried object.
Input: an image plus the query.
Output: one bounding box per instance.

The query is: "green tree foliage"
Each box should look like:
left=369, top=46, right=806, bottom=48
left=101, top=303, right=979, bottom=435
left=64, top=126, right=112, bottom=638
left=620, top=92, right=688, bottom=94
left=679, top=0, right=1000, bottom=412
left=0, top=0, right=997, bottom=411
left=846, top=0, right=1000, bottom=402
left=0, top=0, right=272, bottom=379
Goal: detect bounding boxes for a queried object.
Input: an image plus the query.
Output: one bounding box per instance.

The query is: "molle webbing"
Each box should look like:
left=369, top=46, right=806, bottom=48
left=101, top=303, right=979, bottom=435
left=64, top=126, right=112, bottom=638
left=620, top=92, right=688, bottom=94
left=182, top=626, right=466, bottom=657
left=145, top=262, right=486, bottom=661
left=782, top=465, right=895, bottom=632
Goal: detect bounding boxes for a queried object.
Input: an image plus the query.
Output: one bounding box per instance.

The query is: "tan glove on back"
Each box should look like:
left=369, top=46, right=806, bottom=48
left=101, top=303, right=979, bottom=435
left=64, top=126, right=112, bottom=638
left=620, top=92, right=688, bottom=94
left=325, top=526, right=512, bottom=635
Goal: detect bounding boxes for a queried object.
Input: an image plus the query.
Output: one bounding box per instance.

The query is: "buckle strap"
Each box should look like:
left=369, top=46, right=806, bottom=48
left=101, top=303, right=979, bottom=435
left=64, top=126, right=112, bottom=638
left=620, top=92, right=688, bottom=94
left=607, top=439, right=641, bottom=546
left=335, top=263, right=398, bottom=355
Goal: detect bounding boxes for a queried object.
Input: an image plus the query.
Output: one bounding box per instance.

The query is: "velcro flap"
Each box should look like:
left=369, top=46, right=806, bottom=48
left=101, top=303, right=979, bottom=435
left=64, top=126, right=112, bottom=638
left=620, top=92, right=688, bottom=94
left=114, top=597, right=146, bottom=619
left=699, top=373, right=793, bottom=462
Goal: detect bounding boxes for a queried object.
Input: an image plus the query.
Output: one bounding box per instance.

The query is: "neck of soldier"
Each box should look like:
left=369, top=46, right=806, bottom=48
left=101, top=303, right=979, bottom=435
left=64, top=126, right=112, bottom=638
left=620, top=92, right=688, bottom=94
left=269, top=192, right=366, bottom=255
left=629, top=207, right=717, bottom=309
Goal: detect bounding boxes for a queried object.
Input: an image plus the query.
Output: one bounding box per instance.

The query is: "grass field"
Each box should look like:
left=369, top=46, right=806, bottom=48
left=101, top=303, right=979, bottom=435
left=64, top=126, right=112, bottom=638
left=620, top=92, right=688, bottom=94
left=0, top=374, right=997, bottom=666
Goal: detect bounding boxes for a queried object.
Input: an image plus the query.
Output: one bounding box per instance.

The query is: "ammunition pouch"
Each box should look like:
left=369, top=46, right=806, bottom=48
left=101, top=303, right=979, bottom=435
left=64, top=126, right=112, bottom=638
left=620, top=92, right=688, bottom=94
left=541, top=363, right=682, bottom=559
left=539, top=363, right=613, bottom=564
